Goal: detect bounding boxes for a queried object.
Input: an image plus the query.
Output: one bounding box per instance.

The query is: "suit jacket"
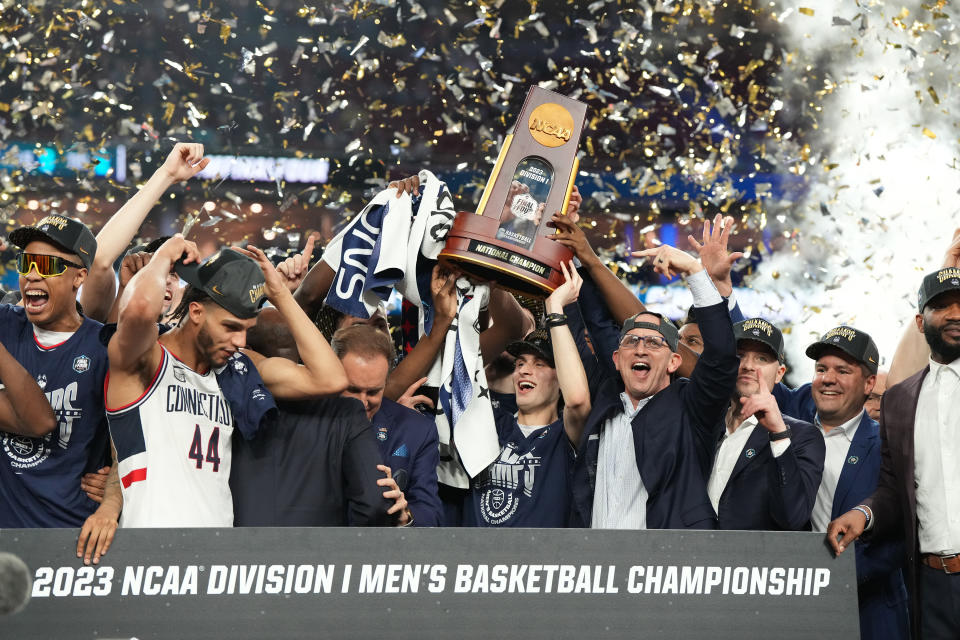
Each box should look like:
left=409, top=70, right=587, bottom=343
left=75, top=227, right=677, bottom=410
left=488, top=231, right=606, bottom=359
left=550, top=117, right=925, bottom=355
left=372, top=398, right=442, bottom=527
left=569, top=294, right=738, bottom=530
left=715, top=414, right=825, bottom=531
left=864, top=366, right=929, bottom=638
left=834, top=412, right=909, bottom=639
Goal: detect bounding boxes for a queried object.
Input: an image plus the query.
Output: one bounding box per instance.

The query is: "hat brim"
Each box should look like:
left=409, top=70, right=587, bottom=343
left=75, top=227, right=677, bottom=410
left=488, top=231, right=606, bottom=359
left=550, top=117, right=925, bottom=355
left=173, top=260, right=204, bottom=291
left=736, top=336, right=784, bottom=363
left=505, top=341, right=555, bottom=368
left=805, top=341, right=867, bottom=370
left=9, top=227, right=78, bottom=261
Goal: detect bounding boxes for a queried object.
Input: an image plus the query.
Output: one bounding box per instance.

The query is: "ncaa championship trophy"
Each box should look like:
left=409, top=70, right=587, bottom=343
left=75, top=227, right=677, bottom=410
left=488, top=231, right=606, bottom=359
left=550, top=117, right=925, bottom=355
left=439, top=87, right=588, bottom=297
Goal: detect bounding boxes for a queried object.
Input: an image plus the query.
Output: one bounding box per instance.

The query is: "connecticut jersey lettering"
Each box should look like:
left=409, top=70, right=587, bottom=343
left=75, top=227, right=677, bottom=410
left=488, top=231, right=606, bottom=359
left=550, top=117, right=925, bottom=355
left=0, top=305, right=109, bottom=528
left=466, top=410, right=574, bottom=528
left=107, top=345, right=234, bottom=527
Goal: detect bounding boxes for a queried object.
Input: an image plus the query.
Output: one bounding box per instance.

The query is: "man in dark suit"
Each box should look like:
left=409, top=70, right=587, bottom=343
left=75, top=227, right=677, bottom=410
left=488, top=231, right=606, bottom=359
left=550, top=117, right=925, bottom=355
left=570, top=243, right=738, bottom=529
left=829, top=268, right=960, bottom=638
left=708, top=318, right=824, bottom=531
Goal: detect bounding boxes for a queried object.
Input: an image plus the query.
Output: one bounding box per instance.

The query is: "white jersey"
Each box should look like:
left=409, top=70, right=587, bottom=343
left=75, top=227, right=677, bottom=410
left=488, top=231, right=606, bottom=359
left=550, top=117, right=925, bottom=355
left=108, top=345, right=234, bottom=527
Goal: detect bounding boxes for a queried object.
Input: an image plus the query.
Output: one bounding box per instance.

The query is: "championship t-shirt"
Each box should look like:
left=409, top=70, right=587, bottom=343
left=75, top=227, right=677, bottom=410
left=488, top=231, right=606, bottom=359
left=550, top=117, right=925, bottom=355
left=0, top=305, right=109, bottom=527
left=466, top=409, right=574, bottom=528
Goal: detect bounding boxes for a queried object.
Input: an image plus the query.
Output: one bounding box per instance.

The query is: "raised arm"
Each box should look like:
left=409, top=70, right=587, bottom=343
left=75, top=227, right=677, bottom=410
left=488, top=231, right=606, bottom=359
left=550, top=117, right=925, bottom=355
left=0, top=340, right=56, bottom=437
left=79, top=143, right=209, bottom=322
left=238, top=245, right=347, bottom=399
left=545, top=261, right=591, bottom=444
left=110, top=235, right=199, bottom=372
left=292, top=259, right=336, bottom=321
left=550, top=213, right=643, bottom=322
left=478, top=286, right=535, bottom=363
left=384, top=266, right=457, bottom=401
left=688, top=214, right=744, bottom=299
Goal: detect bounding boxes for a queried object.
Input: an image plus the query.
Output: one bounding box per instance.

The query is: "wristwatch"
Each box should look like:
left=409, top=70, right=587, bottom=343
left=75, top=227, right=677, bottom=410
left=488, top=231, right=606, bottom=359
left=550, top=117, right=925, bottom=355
left=768, top=427, right=792, bottom=442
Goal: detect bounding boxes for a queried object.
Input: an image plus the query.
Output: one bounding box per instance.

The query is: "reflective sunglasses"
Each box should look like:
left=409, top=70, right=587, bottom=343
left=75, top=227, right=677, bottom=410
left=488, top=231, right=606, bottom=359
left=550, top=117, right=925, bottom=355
left=619, top=334, right=668, bottom=351
left=16, top=252, right=84, bottom=278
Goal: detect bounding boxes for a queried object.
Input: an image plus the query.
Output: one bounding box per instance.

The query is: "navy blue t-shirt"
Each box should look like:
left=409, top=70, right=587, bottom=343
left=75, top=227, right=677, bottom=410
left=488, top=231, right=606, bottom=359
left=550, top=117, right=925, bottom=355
left=466, top=410, right=574, bottom=528
left=0, top=305, right=110, bottom=527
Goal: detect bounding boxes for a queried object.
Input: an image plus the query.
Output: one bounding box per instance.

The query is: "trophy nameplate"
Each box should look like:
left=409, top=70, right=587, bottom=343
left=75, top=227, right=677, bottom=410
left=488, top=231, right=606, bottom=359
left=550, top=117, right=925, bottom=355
left=439, top=87, right=588, bottom=297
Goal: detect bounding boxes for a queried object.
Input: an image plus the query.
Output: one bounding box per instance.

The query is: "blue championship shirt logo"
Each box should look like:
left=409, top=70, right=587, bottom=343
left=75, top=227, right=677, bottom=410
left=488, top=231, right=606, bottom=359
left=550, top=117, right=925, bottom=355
left=475, top=443, right=541, bottom=525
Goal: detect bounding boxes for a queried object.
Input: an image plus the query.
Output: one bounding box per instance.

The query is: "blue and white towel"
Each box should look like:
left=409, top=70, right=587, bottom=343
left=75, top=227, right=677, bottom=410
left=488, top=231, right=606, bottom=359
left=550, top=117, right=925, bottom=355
left=430, top=280, right=499, bottom=488
left=321, top=170, right=499, bottom=487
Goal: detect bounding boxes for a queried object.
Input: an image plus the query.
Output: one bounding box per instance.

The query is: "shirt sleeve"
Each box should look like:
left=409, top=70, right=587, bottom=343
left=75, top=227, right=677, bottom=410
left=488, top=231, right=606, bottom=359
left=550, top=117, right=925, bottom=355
left=770, top=439, right=791, bottom=457
left=687, top=270, right=723, bottom=307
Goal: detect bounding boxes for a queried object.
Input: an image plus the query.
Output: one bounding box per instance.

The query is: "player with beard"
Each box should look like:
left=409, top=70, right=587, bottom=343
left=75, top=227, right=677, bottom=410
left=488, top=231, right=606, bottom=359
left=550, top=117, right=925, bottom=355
left=707, top=318, right=824, bottom=530
left=466, top=262, right=590, bottom=527
left=86, top=235, right=346, bottom=532
left=830, top=268, right=960, bottom=638
left=0, top=215, right=112, bottom=534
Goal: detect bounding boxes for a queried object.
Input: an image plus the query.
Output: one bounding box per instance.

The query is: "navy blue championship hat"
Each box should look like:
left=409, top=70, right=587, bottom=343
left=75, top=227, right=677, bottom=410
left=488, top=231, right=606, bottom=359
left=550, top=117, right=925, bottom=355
left=734, top=318, right=786, bottom=363
left=918, top=267, right=960, bottom=312
left=506, top=328, right=555, bottom=368
left=9, top=215, right=97, bottom=270
left=175, top=249, right=267, bottom=320
left=620, top=311, right=680, bottom=352
left=805, top=326, right=879, bottom=375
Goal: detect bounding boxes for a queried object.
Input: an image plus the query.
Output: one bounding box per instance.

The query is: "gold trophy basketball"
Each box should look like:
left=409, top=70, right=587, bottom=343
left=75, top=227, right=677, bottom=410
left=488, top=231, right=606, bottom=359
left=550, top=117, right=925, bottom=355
left=440, top=87, right=588, bottom=297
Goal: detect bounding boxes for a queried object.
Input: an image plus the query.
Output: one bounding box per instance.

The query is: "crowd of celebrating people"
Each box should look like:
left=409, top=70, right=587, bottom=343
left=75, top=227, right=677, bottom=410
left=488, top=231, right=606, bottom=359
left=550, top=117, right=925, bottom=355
left=1, top=144, right=958, bottom=638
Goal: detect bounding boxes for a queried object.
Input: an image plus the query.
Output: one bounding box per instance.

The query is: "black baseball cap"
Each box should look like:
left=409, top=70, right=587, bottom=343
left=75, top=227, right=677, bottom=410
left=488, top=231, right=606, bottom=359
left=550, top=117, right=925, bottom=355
left=506, top=328, right=555, bottom=368
left=619, top=311, right=680, bottom=352
left=174, top=248, right=267, bottom=320
left=734, top=318, right=785, bottom=363
left=805, top=326, right=879, bottom=374
left=9, top=215, right=97, bottom=270
left=918, top=267, right=960, bottom=312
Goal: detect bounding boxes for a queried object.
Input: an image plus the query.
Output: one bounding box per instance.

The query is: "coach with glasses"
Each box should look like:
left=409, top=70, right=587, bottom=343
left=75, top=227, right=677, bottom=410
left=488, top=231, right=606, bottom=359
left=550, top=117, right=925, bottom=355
left=570, top=243, right=738, bottom=530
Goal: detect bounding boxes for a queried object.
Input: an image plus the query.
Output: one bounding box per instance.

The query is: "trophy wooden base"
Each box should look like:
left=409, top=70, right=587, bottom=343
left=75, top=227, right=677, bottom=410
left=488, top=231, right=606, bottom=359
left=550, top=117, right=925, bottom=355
left=439, top=211, right=574, bottom=298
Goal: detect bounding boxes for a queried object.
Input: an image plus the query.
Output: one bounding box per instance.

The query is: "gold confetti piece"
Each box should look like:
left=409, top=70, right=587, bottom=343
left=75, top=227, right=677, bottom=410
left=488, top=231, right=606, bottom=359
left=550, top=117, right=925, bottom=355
left=922, top=127, right=936, bottom=139
left=220, top=24, right=231, bottom=44
left=798, top=7, right=815, bottom=16
left=927, top=87, right=940, bottom=104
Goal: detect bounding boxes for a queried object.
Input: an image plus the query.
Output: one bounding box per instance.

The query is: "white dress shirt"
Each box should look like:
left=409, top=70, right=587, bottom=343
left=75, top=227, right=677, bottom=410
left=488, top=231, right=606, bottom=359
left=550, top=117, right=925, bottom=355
left=592, top=393, right=650, bottom=529
left=914, top=357, right=960, bottom=554
left=810, top=410, right=862, bottom=533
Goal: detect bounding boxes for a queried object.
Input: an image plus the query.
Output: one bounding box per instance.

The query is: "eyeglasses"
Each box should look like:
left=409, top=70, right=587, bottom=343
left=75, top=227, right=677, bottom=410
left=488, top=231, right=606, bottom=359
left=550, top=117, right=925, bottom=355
left=16, top=252, right=84, bottom=278
left=619, top=334, right=668, bottom=351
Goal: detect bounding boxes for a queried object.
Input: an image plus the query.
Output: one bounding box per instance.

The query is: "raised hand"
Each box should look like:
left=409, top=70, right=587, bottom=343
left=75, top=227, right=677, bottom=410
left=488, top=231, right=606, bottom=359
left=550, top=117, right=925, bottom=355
left=234, top=244, right=288, bottom=301
left=738, top=385, right=788, bottom=435
left=688, top=214, right=743, bottom=295
left=546, top=260, right=583, bottom=315
left=388, top=174, right=420, bottom=199
left=118, top=252, right=153, bottom=288
left=431, top=264, right=459, bottom=323
left=160, top=143, right=209, bottom=183
left=157, top=234, right=201, bottom=266
left=565, top=185, right=583, bottom=223
left=942, top=228, right=960, bottom=268
left=276, top=233, right=319, bottom=293
left=397, top=376, right=435, bottom=411
left=632, top=245, right=702, bottom=279
left=549, top=213, right=598, bottom=265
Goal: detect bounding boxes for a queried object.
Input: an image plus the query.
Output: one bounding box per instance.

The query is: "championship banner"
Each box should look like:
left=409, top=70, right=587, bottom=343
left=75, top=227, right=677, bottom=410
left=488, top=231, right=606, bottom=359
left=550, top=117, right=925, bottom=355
left=0, top=528, right=858, bottom=639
